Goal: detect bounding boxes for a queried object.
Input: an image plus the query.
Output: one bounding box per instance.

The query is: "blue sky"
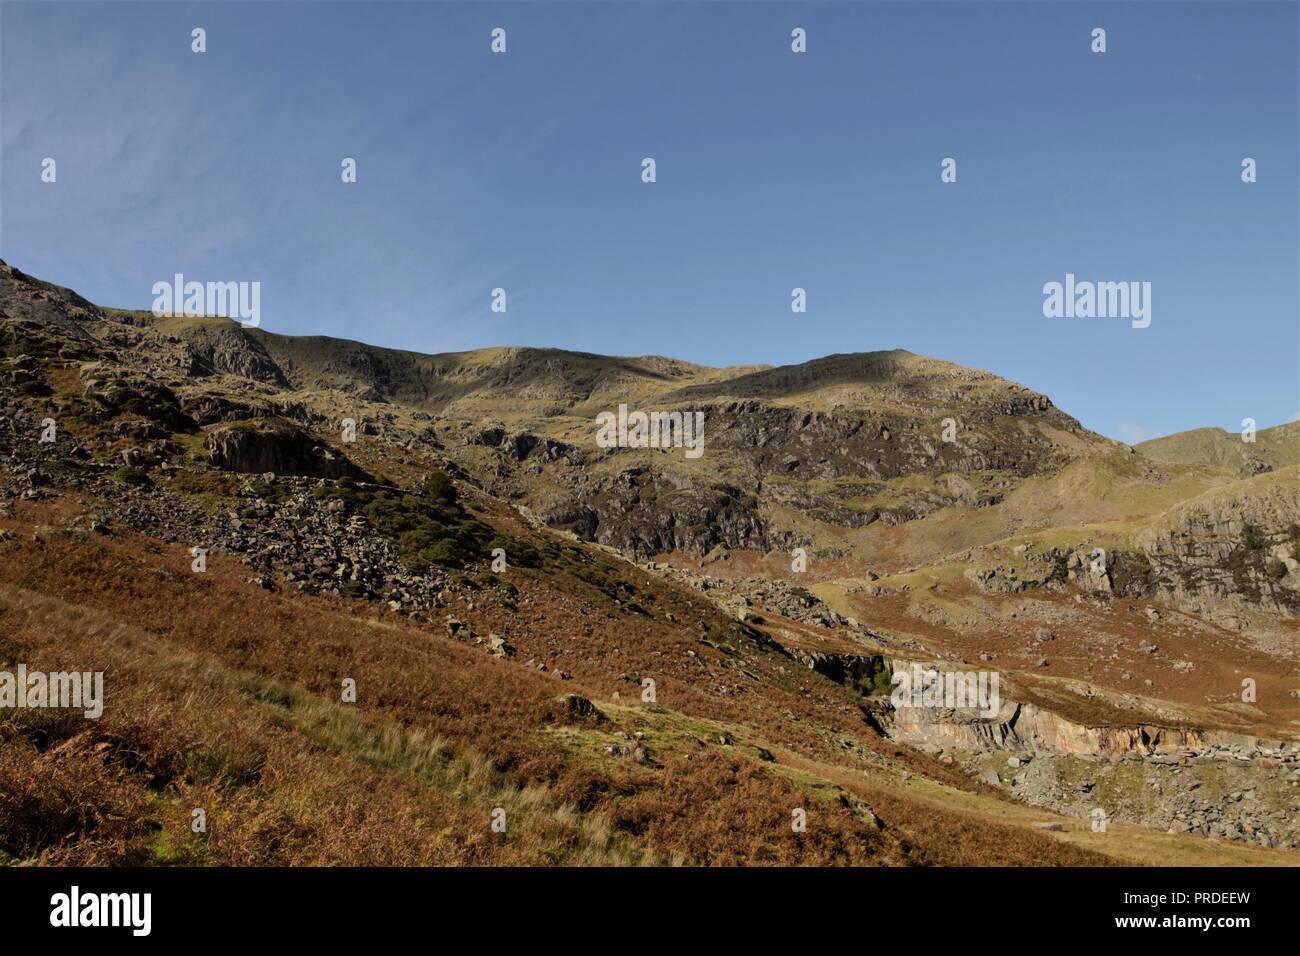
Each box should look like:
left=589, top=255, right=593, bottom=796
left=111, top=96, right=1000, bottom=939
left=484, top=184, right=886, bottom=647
left=2, top=1, right=1296, bottom=442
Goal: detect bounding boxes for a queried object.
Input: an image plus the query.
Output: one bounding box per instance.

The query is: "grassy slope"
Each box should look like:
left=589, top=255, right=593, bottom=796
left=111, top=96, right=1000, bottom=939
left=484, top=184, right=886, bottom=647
left=1137, top=422, right=1300, bottom=472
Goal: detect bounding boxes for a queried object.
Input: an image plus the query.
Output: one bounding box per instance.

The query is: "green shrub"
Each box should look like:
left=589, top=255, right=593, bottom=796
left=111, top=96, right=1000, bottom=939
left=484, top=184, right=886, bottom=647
left=315, top=472, right=500, bottom=573
left=422, top=472, right=457, bottom=506
left=110, top=466, right=150, bottom=487
left=242, top=479, right=291, bottom=504
left=856, top=666, right=895, bottom=698
left=1242, top=523, right=1268, bottom=552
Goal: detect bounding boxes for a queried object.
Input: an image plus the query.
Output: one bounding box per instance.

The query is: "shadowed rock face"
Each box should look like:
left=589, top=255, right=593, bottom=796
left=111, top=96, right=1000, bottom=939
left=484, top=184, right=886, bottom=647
left=185, top=328, right=289, bottom=387
left=524, top=392, right=1083, bottom=558
left=180, top=394, right=270, bottom=427
left=205, top=420, right=370, bottom=480
left=0, top=262, right=103, bottom=330
left=424, top=351, right=1100, bottom=562
left=696, top=398, right=1078, bottom=482
left=542, top=464, right=775, bottom=559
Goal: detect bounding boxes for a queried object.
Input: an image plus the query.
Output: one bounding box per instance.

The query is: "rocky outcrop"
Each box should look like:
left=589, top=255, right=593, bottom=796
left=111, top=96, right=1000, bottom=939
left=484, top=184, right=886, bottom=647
left=1009, top=753, right=1300, bottom=849
left=469, top=426, right=582, bottom=464
left=78, top=366, right=198, bottom=433
left=205, top=420, right=370, bottom=480
left=1132, top=479, right=1300, bottom=620
left=0, top=260, right=104, bottom=333
left=789, top=648, right=890, bottom=696
left=180, top=394, right=271, bottom=427
left=698, top=398, right=1077, bottom=485
left=184, top=328, right=289, bottom=387
left=546, top=465, right=771, bottom=559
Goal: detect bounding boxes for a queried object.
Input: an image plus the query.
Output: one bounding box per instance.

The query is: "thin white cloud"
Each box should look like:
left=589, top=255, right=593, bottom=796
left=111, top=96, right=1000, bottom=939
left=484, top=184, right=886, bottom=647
left=1115, top=423, right=1152, bottom=444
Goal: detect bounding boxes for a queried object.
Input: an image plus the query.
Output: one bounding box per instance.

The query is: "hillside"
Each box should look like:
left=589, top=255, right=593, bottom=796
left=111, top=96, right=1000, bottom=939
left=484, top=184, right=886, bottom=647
left=2, top=259, right=1298, bottom=866
left=1137, top=423, right=1300, bottom=475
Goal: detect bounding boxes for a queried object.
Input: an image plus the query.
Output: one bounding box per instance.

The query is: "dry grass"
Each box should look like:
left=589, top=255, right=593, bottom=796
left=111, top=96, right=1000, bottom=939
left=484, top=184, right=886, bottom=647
left=0, top=497, right=1132, bottom=866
